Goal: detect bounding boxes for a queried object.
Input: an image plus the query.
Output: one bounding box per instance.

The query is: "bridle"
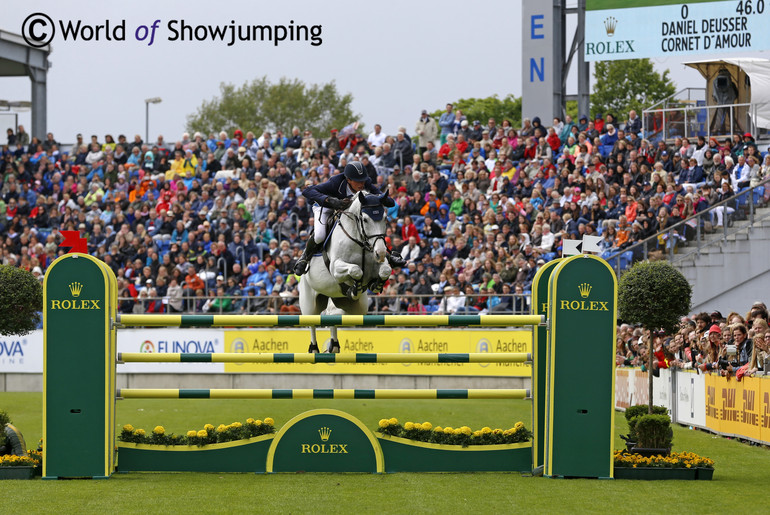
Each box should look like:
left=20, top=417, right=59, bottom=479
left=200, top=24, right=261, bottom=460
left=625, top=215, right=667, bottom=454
left=328, top=197, right=388, bottom=296
left=335, top=205, right=387, bottom=255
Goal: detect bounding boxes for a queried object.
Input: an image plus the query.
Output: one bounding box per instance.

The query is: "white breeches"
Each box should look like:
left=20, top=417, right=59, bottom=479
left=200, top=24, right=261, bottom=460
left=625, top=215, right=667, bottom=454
left=312, top=204, right=333, bottom=244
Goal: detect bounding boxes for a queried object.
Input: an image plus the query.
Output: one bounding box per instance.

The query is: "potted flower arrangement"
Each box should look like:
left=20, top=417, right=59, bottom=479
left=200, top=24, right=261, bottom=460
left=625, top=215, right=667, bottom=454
left=0, top=454, right=39, bottom=480
left=377, top=418, right=532, bottom=446
left=119, top=417, right=275, bottom=446
left=614, top=450, right=714, bottom=480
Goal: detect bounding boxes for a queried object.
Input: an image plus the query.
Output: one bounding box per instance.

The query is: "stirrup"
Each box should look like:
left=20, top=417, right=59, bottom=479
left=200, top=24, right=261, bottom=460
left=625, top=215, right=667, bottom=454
left=325, top=339, right=341, bottom=353
left=308, top=342, right=320, bottom=354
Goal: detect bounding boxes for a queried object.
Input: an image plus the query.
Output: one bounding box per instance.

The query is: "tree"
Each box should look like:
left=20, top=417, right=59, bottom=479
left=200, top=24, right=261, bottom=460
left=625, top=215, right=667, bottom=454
left=591, top=59, right=676, bottom=119
left=186, top=76, right=360, bottom=138
left=431, top=94, right=522, bottom=127
left=0, top=265, right=43, bottom=336
left=618, top=261, right=691, bottom=414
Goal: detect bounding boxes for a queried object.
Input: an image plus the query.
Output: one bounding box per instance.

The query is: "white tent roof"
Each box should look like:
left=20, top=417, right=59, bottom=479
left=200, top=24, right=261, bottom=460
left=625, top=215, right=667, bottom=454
left=684, top=57, right=770, bottom=129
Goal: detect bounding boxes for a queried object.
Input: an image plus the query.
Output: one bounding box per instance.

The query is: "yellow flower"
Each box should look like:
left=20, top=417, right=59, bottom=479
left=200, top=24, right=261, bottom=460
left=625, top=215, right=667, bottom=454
left=264, top=418, right=275, bottom=426
left=204, top=424, right=214, bottom=431
left=443, top=427, right=454, bottom=434
left=473, top=430, right=483, bottom=437
left=453, top=428, right=463, bottom=435
left=461, top=427, right=472, bottom=436
left=389, top=418, right=398, bottom=425
left=404, top=422, right=415, bottom=430
left=216, top=424, right=227, bottom=433
left=153, top=426, right=165, bottom=435
left=493, top=429, right=502, bottom=435
left=421, top=422, right=432, bottom=430
left=434, top=426, right=443, bottom=433
left=187, top=430, right=197, bottom=437
left=481, top=427, right=492, bottom=434
left=134, top=428, right=145, bottom=436
left=197, top=429, right=208, bottom=438
left=246, top=418, right=255, bottom=425
left=231, top=422, right=242, bottom=428
left=254, top=419, right=263, bottom=427
left=123, top=424, right=134, bottom=432
left=378, top=419, right=389, bottom=428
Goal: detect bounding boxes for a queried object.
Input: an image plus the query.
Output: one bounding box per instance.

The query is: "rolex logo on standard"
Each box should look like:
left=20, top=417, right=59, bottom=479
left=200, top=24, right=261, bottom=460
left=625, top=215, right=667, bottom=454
left=301, top=426, right=348, bottom=454
left=604, top=16, right=617, bottom=37
left=578, top=283, right=592, bottom=299
left=69, top=282, right=83, bottom=297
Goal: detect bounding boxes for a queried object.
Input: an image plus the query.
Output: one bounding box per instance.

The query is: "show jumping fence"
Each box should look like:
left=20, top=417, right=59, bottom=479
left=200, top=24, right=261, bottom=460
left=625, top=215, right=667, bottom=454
left=42, top=253, right=616, bottom=479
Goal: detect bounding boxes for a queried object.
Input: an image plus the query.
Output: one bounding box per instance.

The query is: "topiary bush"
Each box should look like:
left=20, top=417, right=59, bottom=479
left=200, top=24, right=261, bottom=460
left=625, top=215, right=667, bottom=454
left=625, top=404, right=668, bottom=441
left=0, top=265, right=43, bottom=336
left=635, top=414, right=673, bottom=450
left=618, top=261, right=691, bottom=335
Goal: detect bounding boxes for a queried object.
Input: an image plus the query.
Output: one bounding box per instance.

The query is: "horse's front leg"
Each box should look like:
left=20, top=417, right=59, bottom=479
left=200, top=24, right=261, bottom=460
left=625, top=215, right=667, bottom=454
left=331, top=259, right=363, bottom=285
left=371, top=262, right=392, bottom=293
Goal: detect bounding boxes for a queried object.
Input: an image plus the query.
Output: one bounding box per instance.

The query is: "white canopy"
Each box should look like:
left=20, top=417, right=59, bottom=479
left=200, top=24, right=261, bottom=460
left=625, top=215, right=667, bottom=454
left=684, top=57, right=770, bottom=130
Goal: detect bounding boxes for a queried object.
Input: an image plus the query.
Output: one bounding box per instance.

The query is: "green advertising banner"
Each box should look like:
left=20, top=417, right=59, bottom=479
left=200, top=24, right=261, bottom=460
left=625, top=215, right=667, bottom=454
left=43, top=253, right=116, bottom=479
left=545, top=255, right=617, bottom=479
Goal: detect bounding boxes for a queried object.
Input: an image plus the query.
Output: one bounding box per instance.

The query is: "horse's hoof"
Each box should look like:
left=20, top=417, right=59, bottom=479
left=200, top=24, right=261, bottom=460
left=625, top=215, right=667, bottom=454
left=308, top=342, right=320, bottom=354
left=325, top=339, right=341, bottom=353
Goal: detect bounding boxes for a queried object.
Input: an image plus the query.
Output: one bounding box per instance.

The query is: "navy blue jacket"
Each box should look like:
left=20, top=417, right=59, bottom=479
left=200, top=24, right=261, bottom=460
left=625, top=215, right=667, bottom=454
left=302, top=173, right=382, bottom=207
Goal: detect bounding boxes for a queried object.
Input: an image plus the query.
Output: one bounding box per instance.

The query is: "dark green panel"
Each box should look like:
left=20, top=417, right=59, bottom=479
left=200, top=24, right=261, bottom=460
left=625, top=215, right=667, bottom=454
left=116, top=439, right=273, bottom=473
left=353, top=390, right=375, bottom=399
left=379, top=438, right=532, bottom=472
left=438, top=354, right=470, bottom=363
left=44, top=254, right=111, bottom=478
left=273, top=353, right=295, bottom=363
left=180, top=353, right=211, bottom=362
left=270, top=413, right=378, bottom=472
left=179, top=389, right=210, bottom=399
left=180, top=315, right=213, bottom=327
left=356, top=353, right=377, bottom=363
left=276, top=315, right=300, bottom=327
left=272, top=390, right=293, bottom=399
left=546, top=256, right=616, bottom=478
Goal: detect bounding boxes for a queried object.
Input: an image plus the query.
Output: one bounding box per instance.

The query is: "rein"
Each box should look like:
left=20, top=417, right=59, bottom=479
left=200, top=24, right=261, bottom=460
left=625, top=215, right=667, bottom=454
left=336, top=210, right=387, bottom=253
left=326, top=203, right=388, bottom=297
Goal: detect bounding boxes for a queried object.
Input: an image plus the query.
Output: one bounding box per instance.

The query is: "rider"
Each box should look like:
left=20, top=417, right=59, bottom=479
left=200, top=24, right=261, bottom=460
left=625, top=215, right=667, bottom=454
left=294, top=161, right=406, bottom=275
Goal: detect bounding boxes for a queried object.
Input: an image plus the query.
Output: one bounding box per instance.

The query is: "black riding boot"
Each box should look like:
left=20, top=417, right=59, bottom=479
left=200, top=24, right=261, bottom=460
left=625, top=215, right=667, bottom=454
left=387, top=252, right=407, bottom=268
left=294, top=237, right=321, bottom=275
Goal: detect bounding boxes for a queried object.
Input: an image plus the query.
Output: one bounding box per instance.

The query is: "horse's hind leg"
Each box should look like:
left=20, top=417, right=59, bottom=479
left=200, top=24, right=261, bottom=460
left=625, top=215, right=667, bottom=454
left=326, top=326, right=341, bottom=353
left=308, top=326, right=320, bottom=353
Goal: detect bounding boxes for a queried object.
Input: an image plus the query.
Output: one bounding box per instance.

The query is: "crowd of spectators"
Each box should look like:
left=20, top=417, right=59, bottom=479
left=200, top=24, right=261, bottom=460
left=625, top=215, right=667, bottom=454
left=1, top=105, right=768, bottom=314
left=616, top=303, right=769, bottom=377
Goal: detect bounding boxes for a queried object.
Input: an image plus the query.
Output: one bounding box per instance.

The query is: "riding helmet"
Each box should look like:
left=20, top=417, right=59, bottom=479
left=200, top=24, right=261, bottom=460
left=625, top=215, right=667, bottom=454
left=343, top=162, right=367, bottom=181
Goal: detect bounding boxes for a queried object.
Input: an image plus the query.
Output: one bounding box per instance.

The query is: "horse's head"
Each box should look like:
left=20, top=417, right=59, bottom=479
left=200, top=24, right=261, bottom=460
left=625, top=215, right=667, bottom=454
left=356, top=191, right=391, bottom=263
